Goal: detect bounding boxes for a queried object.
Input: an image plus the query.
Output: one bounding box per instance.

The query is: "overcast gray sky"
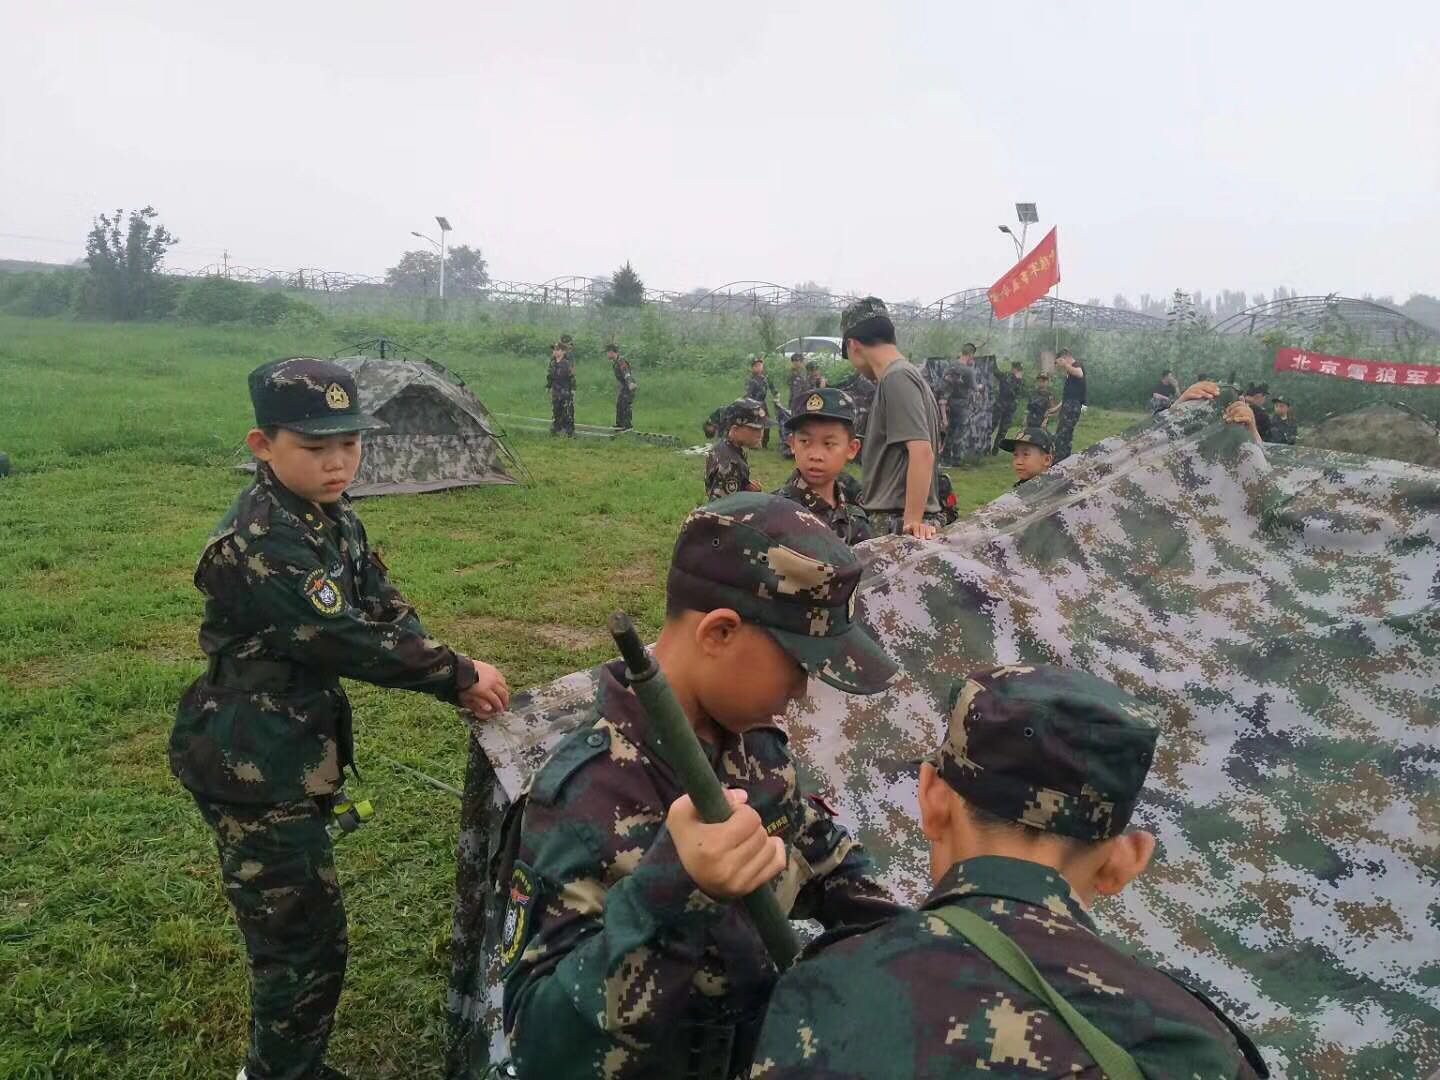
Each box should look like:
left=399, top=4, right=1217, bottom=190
left=3, top=0, right=1437, bottom=304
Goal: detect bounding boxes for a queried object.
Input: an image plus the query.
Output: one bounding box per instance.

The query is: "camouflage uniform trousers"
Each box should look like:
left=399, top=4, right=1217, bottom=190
left=551, top=390, right=575, bottom=436
left=941, top=405, right=969, bottom=465
left=1052, top=397, right=1084, bottom=462
left=193, top=794, right=347, bottom=1080
left=866, top=509, right=948, bottom=535
left=615, top=389, right=634, bottom=430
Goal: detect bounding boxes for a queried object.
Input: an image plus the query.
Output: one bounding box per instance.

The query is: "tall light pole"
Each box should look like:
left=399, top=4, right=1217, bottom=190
left=996, top=202, right=1038, bottom=261
left=435, top=216, right=451, bottom=301
left=410, top=215, right=453, bottom=300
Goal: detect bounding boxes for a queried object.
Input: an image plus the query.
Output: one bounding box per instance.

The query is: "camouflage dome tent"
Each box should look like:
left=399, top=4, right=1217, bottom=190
left=445, top=399, right=1440, bottom=1079
left=245, top=348, right=522, bottom=495
left=1303, top=402, right=1440, bottom=468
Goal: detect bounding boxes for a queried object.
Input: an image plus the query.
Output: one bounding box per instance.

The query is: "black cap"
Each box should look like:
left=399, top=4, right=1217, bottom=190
left=783, top=388, right=857, bottom=433
left=1273, top=396, right=1289, bottom=405
left=248, top=358, right=384, bottom=436
left=999, top=427, right=1054, bottom=454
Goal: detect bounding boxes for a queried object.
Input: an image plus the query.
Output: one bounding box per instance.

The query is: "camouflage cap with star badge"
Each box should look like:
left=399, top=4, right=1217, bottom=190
left=783, top=386, right=857, bottom=434
left=248, top=357, right=385, bottom=436
left=667, top=492, right=898, bottom=694
left=932, top=665, right=1160, bottom=842
left=725, top=397, right=774, bottom=430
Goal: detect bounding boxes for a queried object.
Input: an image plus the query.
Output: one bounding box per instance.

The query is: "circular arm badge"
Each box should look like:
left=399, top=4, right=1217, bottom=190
left=302, top=568, right=346, bottom=617
left=499, top=862, right=536, bottom=976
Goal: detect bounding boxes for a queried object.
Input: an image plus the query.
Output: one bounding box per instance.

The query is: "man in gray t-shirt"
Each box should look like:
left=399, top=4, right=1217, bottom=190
left=841, top=296, right=943, bottom=539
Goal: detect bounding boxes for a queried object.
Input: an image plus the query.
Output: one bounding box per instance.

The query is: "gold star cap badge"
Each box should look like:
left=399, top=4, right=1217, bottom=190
left=325, top=383, right=351, bottom=410
left=806, top=393, right=824, bottom=411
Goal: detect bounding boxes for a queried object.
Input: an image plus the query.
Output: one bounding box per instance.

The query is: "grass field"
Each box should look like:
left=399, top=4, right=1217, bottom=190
left=0, top=315, right=1145, bottom=1079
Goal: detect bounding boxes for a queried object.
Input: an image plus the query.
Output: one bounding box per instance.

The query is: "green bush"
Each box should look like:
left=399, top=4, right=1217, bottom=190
left=0, top=269, right=86, bottom=317
left=178, top=277, right=255, bottom=324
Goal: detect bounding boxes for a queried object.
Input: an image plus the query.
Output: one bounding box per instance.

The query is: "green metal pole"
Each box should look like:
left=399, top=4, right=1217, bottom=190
left=608, top=612, right=801, bottom=969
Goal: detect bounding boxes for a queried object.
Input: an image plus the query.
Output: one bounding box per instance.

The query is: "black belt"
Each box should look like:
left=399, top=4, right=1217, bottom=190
left=206, top=655, right=335, bottom=695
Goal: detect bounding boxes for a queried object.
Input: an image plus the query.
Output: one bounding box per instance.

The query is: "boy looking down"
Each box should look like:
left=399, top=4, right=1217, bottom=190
left=705, top=397, right=768, bottom=500
left=499, top=493, right=902, bottom=1080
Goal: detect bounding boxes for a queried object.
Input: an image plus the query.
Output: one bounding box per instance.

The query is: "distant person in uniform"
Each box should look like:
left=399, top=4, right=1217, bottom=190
left=990, top=359, right=1024, bottom=454
left=546, top=344, right=576, bottom=436
left=1026, top=371, right=1053, bottom=431
left=1000, top=426, right=1055, bottom=486
left=702, top=405, right=728, bottom=441
left=1150, top=369, right=1180, bottom=412
left=774, top=387, right=872, bottom=545
left=841, top=296, right=943, bottom=539
left=806, top=359, right=826, bottom=389
left=750, top=665, right=1270, bottom=1080
left=745, top=356, right=774, bottom=451
left=704, top=397, right=768, bottom=500
left=940, top=345, right=976, bottom=466
left=608, top=343, right=636, bottom=430
left=1051, top=349, right=1087, bottom=462
left=783, top=353, right=809, bottom=460
left=1271, top=397, right=1297, bottom=444
left=1243, top=384, right=1273, bottom=442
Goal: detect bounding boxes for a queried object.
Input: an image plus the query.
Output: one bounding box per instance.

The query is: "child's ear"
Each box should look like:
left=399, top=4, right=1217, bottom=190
left=245, top=429, right=273, bottom=461
left=846, top=438, right=861, bottom=462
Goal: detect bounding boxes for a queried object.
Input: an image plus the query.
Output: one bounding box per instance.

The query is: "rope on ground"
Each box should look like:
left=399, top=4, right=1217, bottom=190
left=369, top=750, right=464, bottom=800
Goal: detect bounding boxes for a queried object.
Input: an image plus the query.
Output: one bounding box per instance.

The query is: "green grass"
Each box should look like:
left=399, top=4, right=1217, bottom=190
left=0, top=316, right=1143, bottom=1079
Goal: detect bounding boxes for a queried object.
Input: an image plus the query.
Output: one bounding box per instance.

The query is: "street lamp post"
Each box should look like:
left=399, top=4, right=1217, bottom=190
left=435, top=216, right=451, bottom=301
left=996, top=203, right=1040, bottom=331
left=410, top=215, right=453, bottom=300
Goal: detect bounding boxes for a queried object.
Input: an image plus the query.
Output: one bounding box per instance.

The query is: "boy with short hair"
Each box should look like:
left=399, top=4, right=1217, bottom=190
left=774, top=387, right=872, bottom=544
left=744, top=356, right=774, bottom=450
left=751, top=665, right=1269, bottom=1079
left=499, top=493, right=903, bottom=1079
left=170, top=358, right=511, bottom=1080
left=1270, top=396, right=1296, bottom=445
left=999, top=426, right=1055, bottom=485
left=704, top=397, right=768, bottom=500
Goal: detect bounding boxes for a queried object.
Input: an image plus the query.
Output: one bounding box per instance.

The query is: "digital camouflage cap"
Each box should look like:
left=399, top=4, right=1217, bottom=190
left=840, top=296, right=891, bottom=337
left=249, top=357, right=385, bottom=436
left=726, top=397, right=773, bottom=430
left=999, top=427, right=1055, bottom=455
left=668, top=492, right=898, bottom=695
left=934, top=665, right=1159, bottom=841
left=783, top=387, right=858, bottom=434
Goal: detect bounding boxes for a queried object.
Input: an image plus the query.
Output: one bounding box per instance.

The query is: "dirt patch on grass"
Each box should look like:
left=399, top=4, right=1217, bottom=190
left=1, top=656, right=79, bottom=690
left=439, top=615, right=608, bottom=653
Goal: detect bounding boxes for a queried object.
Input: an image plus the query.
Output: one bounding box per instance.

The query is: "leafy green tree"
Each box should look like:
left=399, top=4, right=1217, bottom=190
left=445, top=244, right=489, bottom=296
left=82, top=206, right=178, bottom=320
left=604, top=261, right=646, bottom=307
left=385, top=249, right=439, bottom=296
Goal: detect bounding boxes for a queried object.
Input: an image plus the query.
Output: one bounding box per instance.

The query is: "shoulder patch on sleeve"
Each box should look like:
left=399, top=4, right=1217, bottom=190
left=531, top=724, right=612, bottom=806
left=498, top=861, right=537, bottom=977
left=301, top=567, right=346, bottom=617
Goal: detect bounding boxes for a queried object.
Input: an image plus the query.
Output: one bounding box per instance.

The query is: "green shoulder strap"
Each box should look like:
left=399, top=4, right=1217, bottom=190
left=932, top=905, right=1146, bottom=1080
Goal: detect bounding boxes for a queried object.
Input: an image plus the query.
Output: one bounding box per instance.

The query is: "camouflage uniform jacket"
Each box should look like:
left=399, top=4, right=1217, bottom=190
left=745, top=372, right=771, bottom=408
left=750, top=855, right=1264, bottom=1079
left=613, top=358, right=637, bottom=393
left=774, top=470, right=873, bottom=546
left=1025, top=389, right=1052, bottom=429
left=501, top=661, right=900, bottom=1080
left=787, top=371, right=811, bottom=414
left=169, top=465, right=474, bottom=804
left=1269, top=415, right=1297, bottom=445
left=705, top=437, right=753, bottom=500
left=548, top=355, right=576, bottom=395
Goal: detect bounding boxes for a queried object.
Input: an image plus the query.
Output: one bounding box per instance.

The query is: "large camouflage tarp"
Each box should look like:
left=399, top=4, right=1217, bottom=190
left=447, top=401, right=1440, bottom=1079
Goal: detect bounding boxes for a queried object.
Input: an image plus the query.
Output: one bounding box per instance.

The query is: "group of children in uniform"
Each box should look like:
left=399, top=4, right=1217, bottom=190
left=545, top=336, right=638, bottom=436
left=175, top=353, right=1267, bottom=1080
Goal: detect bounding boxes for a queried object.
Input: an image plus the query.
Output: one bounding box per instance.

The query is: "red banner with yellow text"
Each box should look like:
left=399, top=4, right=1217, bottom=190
left=988, top=227, right=1060, bottom=320
left=1274, top=347, right=1440, bottom=387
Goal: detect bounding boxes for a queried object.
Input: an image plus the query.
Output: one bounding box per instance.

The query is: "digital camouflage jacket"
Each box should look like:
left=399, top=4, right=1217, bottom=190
left=500, top=661, right=899, bottom=1080
left=750, top=855, right=1265, bottom=1079
left=705, top=437, right=753, bottom=501
left=169, top=465, right=474, bottom=804
left=547, top=355, right=576, bottom=396
left=773, top=469, right=873, bottom=546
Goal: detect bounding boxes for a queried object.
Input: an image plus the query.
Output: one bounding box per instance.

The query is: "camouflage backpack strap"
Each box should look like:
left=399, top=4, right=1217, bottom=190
left=932, top=905, right=1146, bottom=1080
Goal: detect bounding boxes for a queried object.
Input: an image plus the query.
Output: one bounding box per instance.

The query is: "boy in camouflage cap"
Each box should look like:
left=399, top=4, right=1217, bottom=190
left=169, top=358, right=511, bottom=1080
left=704, top=397, right=769, bottom=501
left=751, top=664, right=1267, bottom=1079
left=773, top=387, right=872, bottom=545
left=999, top=426, right=1055, bottom=485
left=500, top=493, right=902, bottom=1080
